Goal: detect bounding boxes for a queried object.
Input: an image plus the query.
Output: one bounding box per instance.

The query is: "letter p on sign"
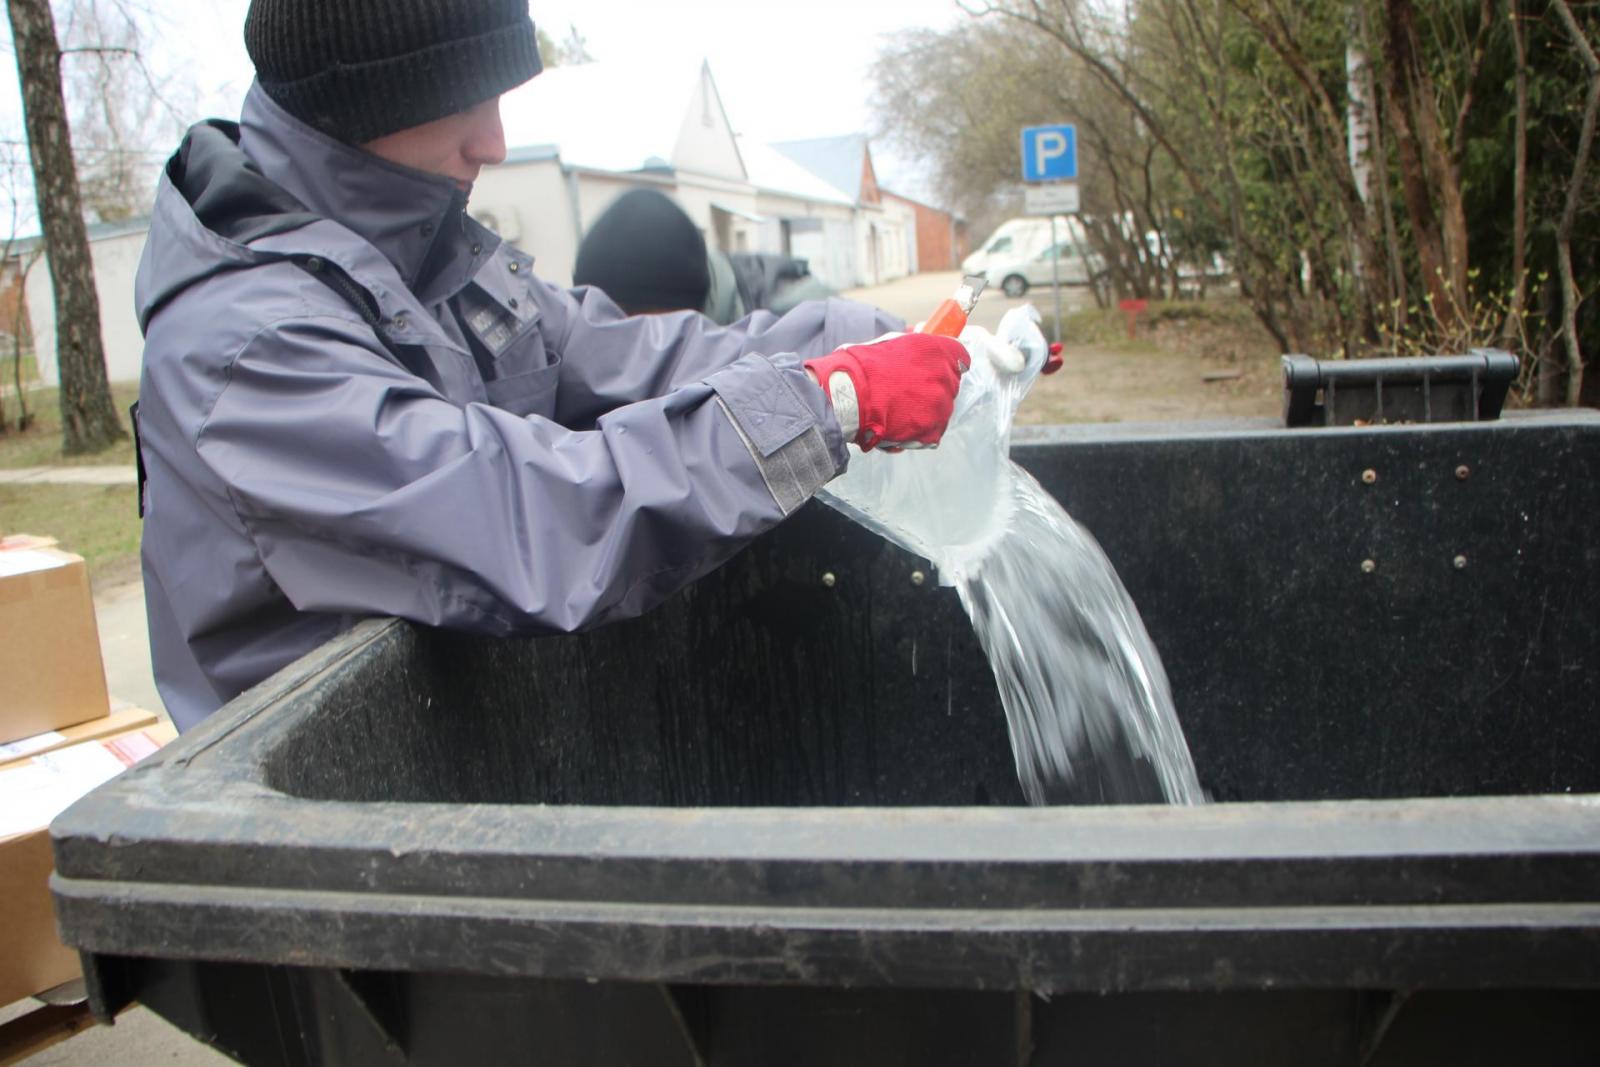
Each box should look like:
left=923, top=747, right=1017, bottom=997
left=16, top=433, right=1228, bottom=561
left=1022, top=124, right=1078, bottom=182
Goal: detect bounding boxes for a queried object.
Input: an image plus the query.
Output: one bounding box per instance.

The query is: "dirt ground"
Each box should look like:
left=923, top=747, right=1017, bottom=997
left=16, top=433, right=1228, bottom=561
left=1017, top=325, right=1283, bottom=425
left=844, top=271, right=1284, bottom=426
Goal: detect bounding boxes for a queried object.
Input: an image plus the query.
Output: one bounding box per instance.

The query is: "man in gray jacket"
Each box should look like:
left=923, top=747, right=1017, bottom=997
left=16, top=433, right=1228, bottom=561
left=135, top=0, right=970, bottom=730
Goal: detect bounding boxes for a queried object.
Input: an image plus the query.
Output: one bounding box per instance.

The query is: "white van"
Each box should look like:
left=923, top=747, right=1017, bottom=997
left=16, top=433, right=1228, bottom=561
left=983, top=239, right=1107, bottom=297
left=961, top=217, right=1079, bottom=276
left=963, top=217, right=1099, bottom=295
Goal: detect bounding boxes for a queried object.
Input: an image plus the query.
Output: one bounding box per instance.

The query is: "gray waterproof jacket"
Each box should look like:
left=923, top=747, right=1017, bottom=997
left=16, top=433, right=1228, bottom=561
left=136, top=85, right=895, bottom=730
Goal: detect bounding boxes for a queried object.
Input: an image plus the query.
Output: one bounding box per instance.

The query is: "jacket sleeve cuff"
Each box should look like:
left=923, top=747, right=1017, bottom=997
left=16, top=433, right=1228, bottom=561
left=707, top=353, right=845, bottom=515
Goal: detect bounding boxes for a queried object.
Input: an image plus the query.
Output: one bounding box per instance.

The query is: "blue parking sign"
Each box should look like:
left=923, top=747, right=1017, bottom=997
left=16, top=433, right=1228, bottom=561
left=1021, top=125, right=1078, bottom=182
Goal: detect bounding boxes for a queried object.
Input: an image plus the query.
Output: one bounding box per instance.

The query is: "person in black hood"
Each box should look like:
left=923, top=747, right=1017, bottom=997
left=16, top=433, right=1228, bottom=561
left=573, top=188, right=712, bottom=315
left=573, top=188, right=835, bottom=325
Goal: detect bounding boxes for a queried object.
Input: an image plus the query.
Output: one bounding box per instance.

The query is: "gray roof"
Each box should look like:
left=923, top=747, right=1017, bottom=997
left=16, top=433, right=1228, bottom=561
left=6, top=214, right=152, bottom=258
left=771, top=135, right=869, bottom=204
left=500, top=143, right=561, bottom=166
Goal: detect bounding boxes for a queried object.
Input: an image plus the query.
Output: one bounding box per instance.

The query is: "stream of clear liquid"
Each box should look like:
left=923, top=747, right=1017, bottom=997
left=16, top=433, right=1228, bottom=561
left=822, top=308, right=1204, bottom=805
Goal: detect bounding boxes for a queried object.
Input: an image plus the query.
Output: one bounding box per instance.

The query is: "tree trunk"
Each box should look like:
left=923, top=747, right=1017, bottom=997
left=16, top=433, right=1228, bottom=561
left=1358, top=0, right=1407, bottom=331
left=1346, top=3, right=1375, bottom=284
left=11, top=324, right=33, bottom=430
left=6, top=254, right=36, bottom=431
left=1503, top=0, right=1531, bottom=357
left=1382, top=0, right=1468, bottom=338
left=1338, top=0, right=1394, bottom=344
left=1552, top=0, right=1598, bottom=406
left=7, top=0, right=124, bottom=454
left=1225, top=0, right=1386, bottom=345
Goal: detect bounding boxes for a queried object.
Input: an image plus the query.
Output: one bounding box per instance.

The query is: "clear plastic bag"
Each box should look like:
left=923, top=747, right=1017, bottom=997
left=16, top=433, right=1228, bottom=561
left=821, top=307, right=1203, bottom=805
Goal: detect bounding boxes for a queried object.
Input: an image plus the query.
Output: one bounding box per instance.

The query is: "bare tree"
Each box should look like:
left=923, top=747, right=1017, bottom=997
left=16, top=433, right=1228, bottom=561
left=1379, top=0, right=1490, bottom=339
left=5, top=250, right=41, bottom=431
left=0, top=145, right=31, bottom=432
left=536, top=23, right=594, bottom=67
left=58, top=0, right=181, bottom=223
left=1550, top=0, right=1598, bottom=406
left=7, top=0, right=123, bottom=454
left=1503, top=0, right=1530, bottom=356
left=960, top=0, right=1303, bottom=349
left=892, top=0, right=1591, bottom=383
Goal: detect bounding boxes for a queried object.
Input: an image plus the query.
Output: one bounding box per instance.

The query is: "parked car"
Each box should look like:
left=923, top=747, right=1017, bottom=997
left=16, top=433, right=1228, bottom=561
left=960, top=224, right=1032, bottom=276
left=960, top=216, right=1077, bottom=275
left=985, top=239, right=1106, bottom=298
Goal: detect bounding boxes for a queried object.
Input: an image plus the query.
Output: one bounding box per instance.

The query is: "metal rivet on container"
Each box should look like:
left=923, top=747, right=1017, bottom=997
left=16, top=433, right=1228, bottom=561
left=1362, top=469, right=1378, bottom=485
left=509, top=262, right=521, bottom=273
left=1361, top=559, right=1377, bottom=574
left=1455, top=465, right=1471, bottom=481
left=1453, top=555, right=1468, bottom=570
left=390, top=313, right=408, bottom=331
left=911, top=570, right=926, bottom=586
left=821, top=572, right=837, bottom=588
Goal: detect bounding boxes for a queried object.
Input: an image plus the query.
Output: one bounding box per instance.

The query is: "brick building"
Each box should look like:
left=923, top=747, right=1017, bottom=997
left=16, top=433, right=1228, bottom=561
left=882, top=190, right=969, bottom=273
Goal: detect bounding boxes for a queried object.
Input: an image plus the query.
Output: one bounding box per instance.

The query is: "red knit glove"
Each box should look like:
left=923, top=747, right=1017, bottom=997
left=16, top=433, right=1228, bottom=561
left=803, top=334, right=968, bottom=451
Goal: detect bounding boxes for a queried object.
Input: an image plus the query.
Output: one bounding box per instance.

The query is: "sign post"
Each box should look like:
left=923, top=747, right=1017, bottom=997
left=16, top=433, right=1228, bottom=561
left=1020, top=124, right=1079, bottom=345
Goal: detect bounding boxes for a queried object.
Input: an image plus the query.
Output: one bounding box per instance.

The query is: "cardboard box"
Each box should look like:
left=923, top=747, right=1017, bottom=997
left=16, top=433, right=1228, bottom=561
left=0, top=830, right=77, bottom=1009
left=0, top=534, right=58, bottom=552
left=0, top=706, right=162, bottom=767
left=0, top=546, right=111, bottom=745
left=0, top=722, right=176, bottom=1008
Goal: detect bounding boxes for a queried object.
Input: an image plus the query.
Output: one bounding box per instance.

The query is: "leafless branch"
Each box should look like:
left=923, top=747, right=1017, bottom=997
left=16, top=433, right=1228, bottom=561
left=1551, top=0, right=1599, bottom=403
left=1449, top=0, right=1496, bottom=160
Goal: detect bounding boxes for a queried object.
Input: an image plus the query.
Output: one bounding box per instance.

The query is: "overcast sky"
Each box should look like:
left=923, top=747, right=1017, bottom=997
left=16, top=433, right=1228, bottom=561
left=1, top=0, right=973, bottom=238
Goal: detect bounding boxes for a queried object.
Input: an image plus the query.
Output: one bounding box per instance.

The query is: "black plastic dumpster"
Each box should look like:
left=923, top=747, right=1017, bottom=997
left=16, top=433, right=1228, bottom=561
left=52, top=412, right=1600, bottom=1066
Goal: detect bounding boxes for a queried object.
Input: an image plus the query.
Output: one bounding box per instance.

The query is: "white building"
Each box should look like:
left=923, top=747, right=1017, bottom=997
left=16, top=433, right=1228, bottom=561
left=15, top=60, right=916, bottom=385
left=473, top=59, right=901, bottom=291
left=475, top=58, right=762, bottom=287
left=769, top=134, right=917, bottom=288
left=19, top=218, right=149, bottom=386
left=735, top=138, right=858, bottom=288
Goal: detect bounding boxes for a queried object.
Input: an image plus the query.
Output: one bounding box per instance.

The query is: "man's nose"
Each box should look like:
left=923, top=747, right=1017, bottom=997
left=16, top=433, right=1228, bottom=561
left=466, top=99, right=507, bottom=166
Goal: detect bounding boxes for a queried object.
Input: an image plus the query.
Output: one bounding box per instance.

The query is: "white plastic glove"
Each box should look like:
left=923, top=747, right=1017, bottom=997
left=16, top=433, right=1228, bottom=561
left=959, top=329, right=1027, bottom=377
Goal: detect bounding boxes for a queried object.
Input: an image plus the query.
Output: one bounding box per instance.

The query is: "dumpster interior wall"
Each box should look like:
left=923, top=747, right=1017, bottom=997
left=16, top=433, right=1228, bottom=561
left=263, top=418, right=1600, bottom=808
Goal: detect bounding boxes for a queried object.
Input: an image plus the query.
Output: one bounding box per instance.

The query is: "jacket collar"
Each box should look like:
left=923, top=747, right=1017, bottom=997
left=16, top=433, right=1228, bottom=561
left=237, top=81, right=497, bottom=304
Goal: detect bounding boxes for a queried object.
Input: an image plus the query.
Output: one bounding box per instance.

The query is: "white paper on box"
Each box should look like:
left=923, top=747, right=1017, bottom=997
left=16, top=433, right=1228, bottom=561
left=0, top=550, right=70, bottom=579
left=0, top=731, right=67, bottom=760
left=0, top=743, right=129, bottom=839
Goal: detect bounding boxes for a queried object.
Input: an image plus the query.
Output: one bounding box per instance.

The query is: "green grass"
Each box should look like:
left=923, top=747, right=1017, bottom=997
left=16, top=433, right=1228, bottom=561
left=0, top=483, right=141, bottom=584
left=0, top=382, right=139, bottom=470
left=1053, top=305, right=1133, bottom=347
left=4, top=352, right=40, bottom=383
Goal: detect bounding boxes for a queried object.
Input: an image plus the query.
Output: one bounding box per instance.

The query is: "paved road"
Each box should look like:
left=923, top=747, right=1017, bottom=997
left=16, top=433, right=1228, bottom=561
left=21, top=270, right=1067, bottom=1065
left=0, top=467, right=134, bottom=486
left=843, top=269, right=1096, bottom=336
left=8, top=1002, right=229, bottom=1066
left=93, top=580, right=163, bottom=715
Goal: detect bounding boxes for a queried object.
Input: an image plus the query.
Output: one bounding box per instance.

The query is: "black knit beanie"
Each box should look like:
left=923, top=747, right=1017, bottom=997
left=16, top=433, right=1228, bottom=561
left=574, top=190, right=712, bottom=315
left=244, top=0, right=543, bottom=145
